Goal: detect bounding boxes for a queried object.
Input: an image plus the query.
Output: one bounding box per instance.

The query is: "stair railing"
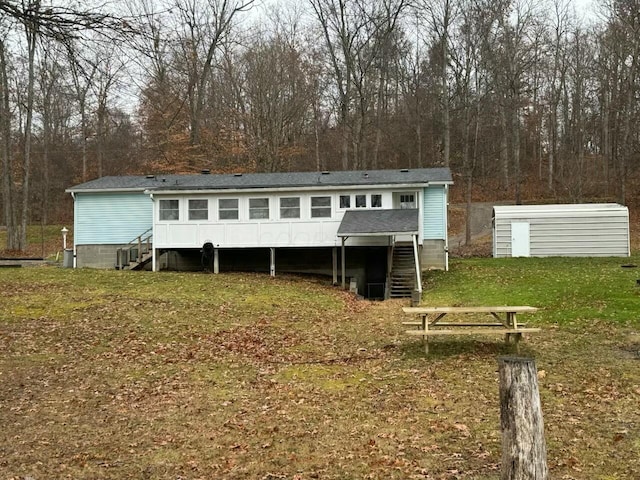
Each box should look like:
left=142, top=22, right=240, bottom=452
left=117, top=228, right=153, bottom=269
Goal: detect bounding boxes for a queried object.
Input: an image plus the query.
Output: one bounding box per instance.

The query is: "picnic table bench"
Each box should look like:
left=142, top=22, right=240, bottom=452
left=402, top=306, right=541, bottom=354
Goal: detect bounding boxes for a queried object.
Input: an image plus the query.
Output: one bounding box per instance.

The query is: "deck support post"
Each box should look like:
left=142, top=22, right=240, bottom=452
left=332, top=247, right=338, bottom=285
left=341, top=237, right=347, bottom=289
left=213, top=248, right=219, bottom=274
left=152, top=248, right=157, bottom=272
left=270, top=248, right=276, bottom=277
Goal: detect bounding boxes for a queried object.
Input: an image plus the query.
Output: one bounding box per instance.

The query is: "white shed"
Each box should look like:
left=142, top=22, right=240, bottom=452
left=493, top=203, right=630, bottom=258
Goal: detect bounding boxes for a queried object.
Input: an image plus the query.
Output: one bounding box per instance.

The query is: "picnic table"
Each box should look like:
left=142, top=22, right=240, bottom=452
left=402, top=306, right=541, bottom=354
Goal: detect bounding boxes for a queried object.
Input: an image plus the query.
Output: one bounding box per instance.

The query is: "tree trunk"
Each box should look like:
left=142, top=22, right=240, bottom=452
left=513, top=103, right=521, bottom=205
left=80, top=107, right=88, bottom=181
left=341, top=100, right=349, bottom=170
left=500, top=106, right=509, bottom=188
left=0, top=39, right=17, bottom=249
left=442, top=54, right=450, bottom=167
left=547, top=109, right=556, bottom=192
left=314, top=108, right=321, bottom=171
left=499, top=356, right=549, bottom=480
left=619, top=58, right=636, bottom=205
left=20, top=6, right=39, bottom=251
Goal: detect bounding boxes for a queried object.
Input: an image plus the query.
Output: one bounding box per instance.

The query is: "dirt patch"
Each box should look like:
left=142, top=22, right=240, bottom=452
left=619, top=342, right=640, bottom=360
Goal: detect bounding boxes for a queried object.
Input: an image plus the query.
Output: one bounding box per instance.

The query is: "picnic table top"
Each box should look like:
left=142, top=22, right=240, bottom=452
left=403, top=306, right=538, bottom=314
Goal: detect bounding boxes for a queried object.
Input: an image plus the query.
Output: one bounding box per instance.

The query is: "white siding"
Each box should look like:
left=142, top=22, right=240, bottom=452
left=74, top=193, right=153, bottom=245
left=423, top=186, right=447, bottom=240
left=153, top=188, right=393, bottom=248
left=152, top=188, right=433, bottom=249
left=493, top=204, right=629, bottom=257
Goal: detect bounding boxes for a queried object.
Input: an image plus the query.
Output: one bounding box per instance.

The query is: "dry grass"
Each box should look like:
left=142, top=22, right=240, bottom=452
left=1, top=264, right=639, bottom=479
left=0, top=225, right=72, bottom=259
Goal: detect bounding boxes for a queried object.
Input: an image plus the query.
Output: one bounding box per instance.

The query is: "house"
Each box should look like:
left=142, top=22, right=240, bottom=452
left=493, top=203, right=630, bottom=258
left=66, top=168, right=453, bottom=298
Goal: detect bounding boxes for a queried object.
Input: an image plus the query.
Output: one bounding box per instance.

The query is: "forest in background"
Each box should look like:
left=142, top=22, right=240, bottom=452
left=1, top=0, right=640, bottom=251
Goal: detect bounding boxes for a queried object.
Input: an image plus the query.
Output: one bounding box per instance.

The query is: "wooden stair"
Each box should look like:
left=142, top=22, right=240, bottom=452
left=116, top=229, right=153, bottom=270
left=389, top=243, right=417, bottom=298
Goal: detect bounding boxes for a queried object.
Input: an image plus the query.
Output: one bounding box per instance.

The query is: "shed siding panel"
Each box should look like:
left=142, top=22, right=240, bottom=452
left=423, top=186, right=446, bottom=240
left=493, top=205, right=629, bottom=257
left=74, top=193, right=153, bottom=245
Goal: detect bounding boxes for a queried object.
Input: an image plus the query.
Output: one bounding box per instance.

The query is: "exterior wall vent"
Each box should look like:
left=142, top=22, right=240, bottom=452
left=321, top=171, right=330, bottom=175
left=145, top=174, right=155, bottom=179
left=234, top=173, right=243, bottom=177
left=201, top=169, right=210, bottom=175
left=400, top=169, right=409, bottom=172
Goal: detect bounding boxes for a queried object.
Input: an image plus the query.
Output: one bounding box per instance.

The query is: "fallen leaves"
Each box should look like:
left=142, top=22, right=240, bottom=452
left=1, top=268, right=639, bottom=479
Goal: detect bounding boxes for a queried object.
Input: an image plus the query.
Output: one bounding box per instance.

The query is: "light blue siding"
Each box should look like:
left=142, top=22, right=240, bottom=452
left=423, top=186, right=446, bottom=239
left=74, top=193, right=152, bottom=244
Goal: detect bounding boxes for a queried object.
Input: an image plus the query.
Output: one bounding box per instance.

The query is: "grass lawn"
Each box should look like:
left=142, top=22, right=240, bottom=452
left=1, top=257, right=639, bottom=479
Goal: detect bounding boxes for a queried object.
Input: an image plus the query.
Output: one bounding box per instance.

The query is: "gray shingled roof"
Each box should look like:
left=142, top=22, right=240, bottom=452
left=66, top=168, right=452, bottom=192
left=337, top=209, right=419, bottom=236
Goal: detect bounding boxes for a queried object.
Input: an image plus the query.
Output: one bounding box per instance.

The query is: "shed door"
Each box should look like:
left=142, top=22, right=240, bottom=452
left=511, top=222, right=530, bottom=257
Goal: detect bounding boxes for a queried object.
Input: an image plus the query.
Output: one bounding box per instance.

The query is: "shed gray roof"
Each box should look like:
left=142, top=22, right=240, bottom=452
left=66, top=168, right=452, bottom=193
left=337, top=209, right=419, bottom=237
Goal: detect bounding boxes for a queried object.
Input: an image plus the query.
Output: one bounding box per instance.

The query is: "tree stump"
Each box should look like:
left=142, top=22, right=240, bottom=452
left=498, top=356, right=548, bottom=480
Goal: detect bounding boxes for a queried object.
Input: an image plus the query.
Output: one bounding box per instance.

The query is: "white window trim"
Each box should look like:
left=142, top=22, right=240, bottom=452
left=310, top=195, right=332, bottom=218
left=279, top=196, right=301, bottom=220
left=249, top=197, right=270, bottom=220
left=159, top=199, right=180, bottom=221
left=370, top=193, right=383, bottom=208
left=338, top=194, right=351, bottom=210
left=218, top=198, right=240, bottom=221
left=188, top=199, right=209, bottom=221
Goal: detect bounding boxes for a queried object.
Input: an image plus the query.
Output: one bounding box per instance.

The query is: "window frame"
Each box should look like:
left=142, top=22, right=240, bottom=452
left=355, top=194, right=367, bottom=208
left=188, top=199, right=208, bottom=221
left=280, top=197, right=301, bottom=219
left=400, top=193, right=416, bottom=209
left=249, top=197, right=270, bottom=220
left=339, top=195, right=351, bottom=209
left=159, top=199, right=179, bottom=221
left=218, top=198, right=240, bottom=220
left=310, top=196, right=332, bottom=218
left=370, top=194, right=382, bottom=208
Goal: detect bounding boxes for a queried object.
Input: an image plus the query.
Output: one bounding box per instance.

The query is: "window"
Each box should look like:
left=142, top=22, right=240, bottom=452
left=280, top=197, right=300, bottom=219
left=400, top=194, right=416, bottom=209
left=219, top=198, right=239, bottom=220
left=371, top=194, right=382, bottom=208
left=159, top=199, right=179, bottom=221
left=355, top=194, right=367, bottom=208
left=249, top=198, right=269, bottom=219
left=339, top=195, right=351, bottom=209
left=188, top=199, right=208, bottom=220
left=311, top=196, right=331, bottom=218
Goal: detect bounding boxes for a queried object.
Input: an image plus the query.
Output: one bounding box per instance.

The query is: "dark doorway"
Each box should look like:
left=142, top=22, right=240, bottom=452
left=364, top=247, right=388, bottom=299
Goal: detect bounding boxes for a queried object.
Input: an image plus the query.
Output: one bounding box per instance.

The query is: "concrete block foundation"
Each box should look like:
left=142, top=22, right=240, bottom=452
left=420, top=239, right=447, bottom=270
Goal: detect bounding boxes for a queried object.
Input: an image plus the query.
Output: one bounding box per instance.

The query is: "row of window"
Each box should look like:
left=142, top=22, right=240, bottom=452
left=158, top=193, right=393, bottom=222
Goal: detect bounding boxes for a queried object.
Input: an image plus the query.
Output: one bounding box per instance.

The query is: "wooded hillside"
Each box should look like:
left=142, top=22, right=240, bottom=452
left=1, top=0, right=639, bottom=250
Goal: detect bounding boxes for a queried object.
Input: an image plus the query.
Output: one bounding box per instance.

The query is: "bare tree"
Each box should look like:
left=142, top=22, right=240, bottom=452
left=92, top=47, right=124, bottom=177
left=172, top=0, right=254, bottom=147
left=419, top=0, right=457, bottom=167
left=545, top=0, right=571, bottom=193
left=308, top=0, right=407, bottom=169
left=66, top=43, right=97, bottom=182
left=0, top=34, right=17, bottom=247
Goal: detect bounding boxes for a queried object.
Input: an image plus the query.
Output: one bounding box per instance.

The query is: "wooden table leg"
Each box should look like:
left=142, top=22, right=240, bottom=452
left=514, top=332, right=522, bottom=353
left=422, top=314, right=429, bottom=354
